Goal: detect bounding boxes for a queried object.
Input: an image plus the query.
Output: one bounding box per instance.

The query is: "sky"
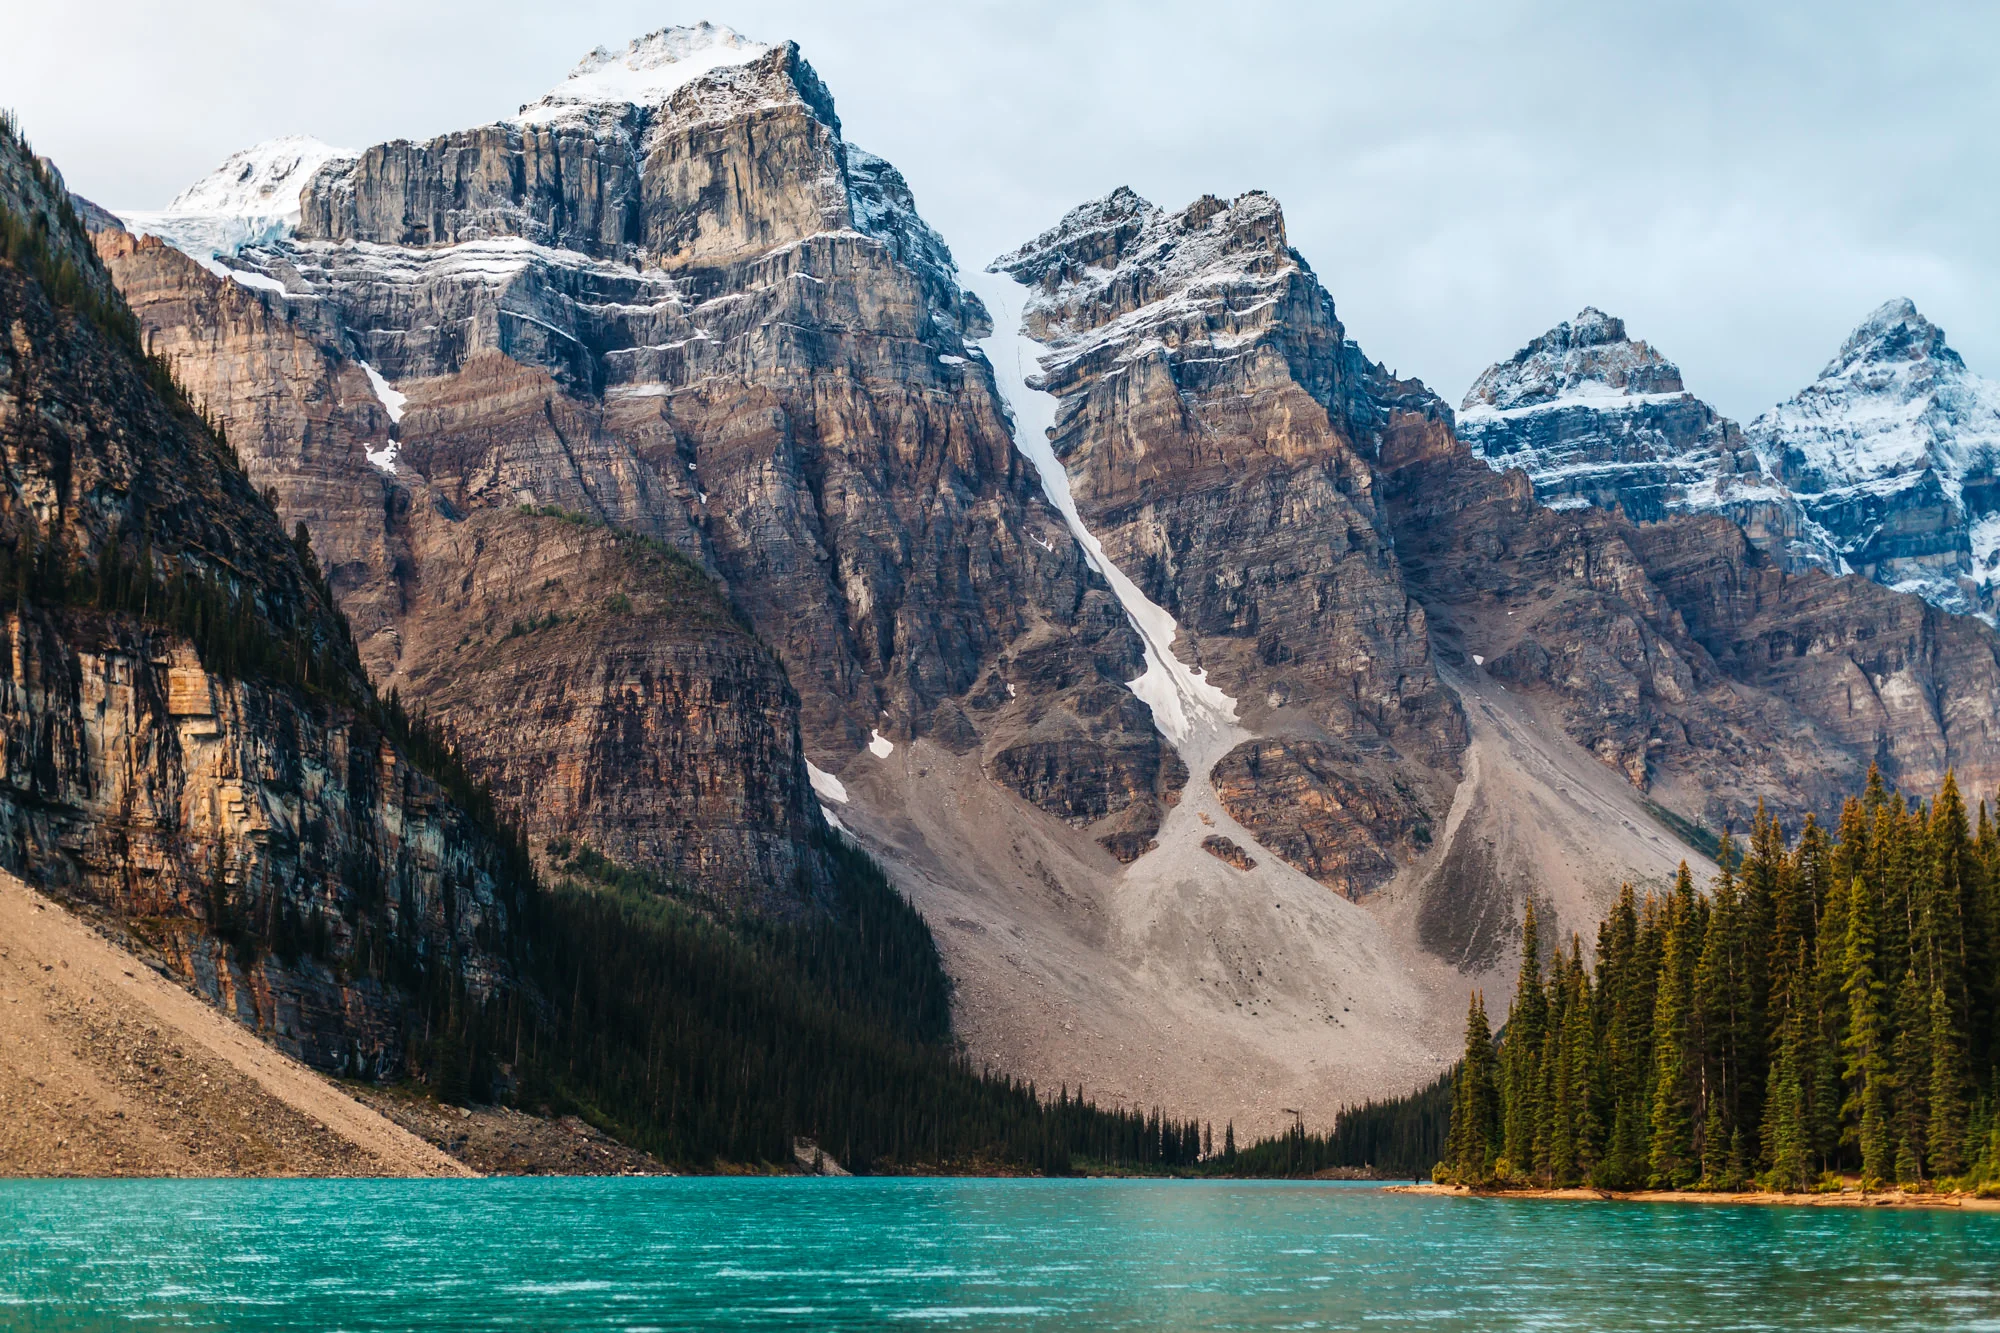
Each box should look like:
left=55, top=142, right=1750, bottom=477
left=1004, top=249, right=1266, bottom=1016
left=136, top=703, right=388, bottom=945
left=4, top=0, right=1995, bottom=421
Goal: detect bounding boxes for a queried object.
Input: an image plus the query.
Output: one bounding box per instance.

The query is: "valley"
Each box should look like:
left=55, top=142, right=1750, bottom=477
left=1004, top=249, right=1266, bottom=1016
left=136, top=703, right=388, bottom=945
left=8, top=17, right=2000, bottom=1167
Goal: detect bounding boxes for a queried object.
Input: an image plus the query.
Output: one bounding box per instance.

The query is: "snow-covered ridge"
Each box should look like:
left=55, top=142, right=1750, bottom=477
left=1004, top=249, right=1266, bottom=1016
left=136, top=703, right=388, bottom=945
left=1456, top=386, right=1691, bottom=424
left=117, top=136, right=354, bottom=265
left=1458, top=307, right=1839, bottom=572
left=513, top=22, right=771, bottom=124
left=1463, top=299, right=2000, bottom=617
left=1461, top=307, right=1684, bottom=414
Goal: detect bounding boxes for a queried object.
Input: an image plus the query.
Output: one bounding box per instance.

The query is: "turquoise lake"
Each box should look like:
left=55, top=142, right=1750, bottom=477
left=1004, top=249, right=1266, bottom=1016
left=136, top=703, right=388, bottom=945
left=3, top=1177, right=1998, bottom=1330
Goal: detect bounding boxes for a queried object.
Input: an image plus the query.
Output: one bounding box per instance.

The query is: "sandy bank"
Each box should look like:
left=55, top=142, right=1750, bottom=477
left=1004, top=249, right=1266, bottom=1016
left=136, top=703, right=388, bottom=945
left=0, top=872, right=471, bottom=1178
left=1388, top=1182, right=2000, bottom=1211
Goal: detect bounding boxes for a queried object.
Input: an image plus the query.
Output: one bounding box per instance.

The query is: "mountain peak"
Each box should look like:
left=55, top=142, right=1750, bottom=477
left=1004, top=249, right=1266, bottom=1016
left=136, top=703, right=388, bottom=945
left=159, top=136, right=354, bottom=220
left=514, top=22, right=774, bottom=124
left=1461, top=308, right=1683, bottom=414
left=117, top=135, right=355, bottom=264
left=1822, top=297, right=1959, bottom=380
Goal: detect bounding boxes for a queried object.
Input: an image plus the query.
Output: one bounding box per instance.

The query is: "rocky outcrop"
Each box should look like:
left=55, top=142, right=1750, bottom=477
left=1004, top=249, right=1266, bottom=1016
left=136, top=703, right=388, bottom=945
left=1200, top=834, right=1255, bottom=871
left=377, top=504, right=829, bottom=915
left=0, top=130, right=525, bottom=1077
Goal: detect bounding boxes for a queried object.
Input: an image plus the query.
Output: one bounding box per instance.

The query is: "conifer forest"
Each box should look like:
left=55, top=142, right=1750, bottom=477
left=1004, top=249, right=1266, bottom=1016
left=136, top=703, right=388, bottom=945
left=1437, top=769, right=2000, bottom=1192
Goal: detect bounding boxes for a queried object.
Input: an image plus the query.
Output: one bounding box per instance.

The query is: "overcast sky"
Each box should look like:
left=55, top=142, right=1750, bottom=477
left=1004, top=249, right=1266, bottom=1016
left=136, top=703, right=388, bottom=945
left=5, top=0, right=1995, bottom=421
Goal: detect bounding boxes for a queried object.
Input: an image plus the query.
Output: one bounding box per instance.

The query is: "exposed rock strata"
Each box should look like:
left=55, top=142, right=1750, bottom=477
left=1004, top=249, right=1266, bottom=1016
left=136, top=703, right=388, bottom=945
left=1, top=146, right=524, bottom=1077
left=102, top=33, right=1173, bottom=899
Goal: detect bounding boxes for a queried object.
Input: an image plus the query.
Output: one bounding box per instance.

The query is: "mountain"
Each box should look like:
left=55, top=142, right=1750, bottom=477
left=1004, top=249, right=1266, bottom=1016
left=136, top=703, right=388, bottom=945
left=1457, top=307, right=1833, bottom=570
left=0, top=117, right=528, bottom=1079
left=87, top=22, right=2000, bottom=1139
left=1750, top=298, right=2000, bottom=616
left=1464, top=300, right=2000, bottom=621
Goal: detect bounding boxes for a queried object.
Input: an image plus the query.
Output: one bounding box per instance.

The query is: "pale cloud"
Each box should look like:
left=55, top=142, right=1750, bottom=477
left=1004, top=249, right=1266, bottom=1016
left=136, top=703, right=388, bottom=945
left=6, top=0, right=1994, bottom=422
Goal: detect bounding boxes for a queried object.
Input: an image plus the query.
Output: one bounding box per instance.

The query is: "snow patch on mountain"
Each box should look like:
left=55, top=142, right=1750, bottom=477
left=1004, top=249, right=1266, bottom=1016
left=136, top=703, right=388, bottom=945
left=513, top=23, right=771, bottom=125
left=118, top=136, right=354, bottom=265
left=359, top=362, right=406, bottom=424
left=806, top=762, right=848, bottom=805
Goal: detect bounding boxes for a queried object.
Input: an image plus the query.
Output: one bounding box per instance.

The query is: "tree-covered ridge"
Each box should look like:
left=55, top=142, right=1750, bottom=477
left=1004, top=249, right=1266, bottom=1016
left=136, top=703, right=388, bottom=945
left=1441, top=768, right=2000, bottom=1192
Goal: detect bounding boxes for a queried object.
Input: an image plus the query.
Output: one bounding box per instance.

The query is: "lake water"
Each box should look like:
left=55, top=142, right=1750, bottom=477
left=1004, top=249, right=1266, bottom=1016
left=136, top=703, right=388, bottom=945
left=3, top=1177, right=1998, bottom=1330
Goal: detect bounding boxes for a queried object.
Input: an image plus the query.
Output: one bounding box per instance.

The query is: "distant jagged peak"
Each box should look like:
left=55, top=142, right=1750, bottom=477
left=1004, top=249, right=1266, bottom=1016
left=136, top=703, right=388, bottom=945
left=1751, top=298, right=2000, bottom=492
left=1818, top=297, right=1963, bottom=382
left=997, top=186, right=1290, bottom=283
left=512, top=22, right=776, bottom=125
left=1461, top=307, right=1687, bottom=416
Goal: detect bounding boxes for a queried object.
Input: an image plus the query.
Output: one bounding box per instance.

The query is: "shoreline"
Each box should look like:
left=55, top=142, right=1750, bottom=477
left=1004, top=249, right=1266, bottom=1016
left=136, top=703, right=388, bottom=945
left=1388, top=1182, right=2000, bottom=1211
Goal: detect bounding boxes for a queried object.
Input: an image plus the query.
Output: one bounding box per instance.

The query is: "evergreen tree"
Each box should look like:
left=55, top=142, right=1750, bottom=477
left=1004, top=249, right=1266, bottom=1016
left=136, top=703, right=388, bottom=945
left=1694, top=857, right=1754, bottom=1185
left=1501, top=901, right=1547, bottom=1178
left=1891, top=965, right=1929, bottom=1186
left=1648, top=863, right=1701, bottom=1188
left=1843, top=876, right=1894, bottom=1185
left=1928, top=985, right=1968, bottom=1179
left=1761, top=949, right=1812, bottom=1191
left=1442, top=992, right=1499, bottom=1182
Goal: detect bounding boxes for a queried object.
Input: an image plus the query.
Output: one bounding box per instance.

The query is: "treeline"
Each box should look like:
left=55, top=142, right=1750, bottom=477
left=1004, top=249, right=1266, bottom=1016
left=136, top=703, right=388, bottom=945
left=424, top=844, right=1222, bottom=1173
left=1213, top=1075, right=1452, bottom=1180
left=1440, top=769, right=2000, bottom=1192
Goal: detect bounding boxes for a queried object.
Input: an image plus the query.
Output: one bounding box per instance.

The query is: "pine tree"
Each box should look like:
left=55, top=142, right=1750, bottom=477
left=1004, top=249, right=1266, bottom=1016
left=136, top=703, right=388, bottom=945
left=1501, top=901, right=1547, bottom=1179
left=1442, top=992, right=1499, bottom=1182
left=1551, top=938, right=1599, bottom=1186
left=1694, top=858, right=1754, bottom=1185
left=1928, top=985, right=1968, bottom=1179
left=1892, top=965, right=1929, bottom=1187
left=1761, top=949, right=1812, bottom=1191
left=1843, top=876, right=1893, bottom=1186
left=1648, top=863, right=1701, bottom=1188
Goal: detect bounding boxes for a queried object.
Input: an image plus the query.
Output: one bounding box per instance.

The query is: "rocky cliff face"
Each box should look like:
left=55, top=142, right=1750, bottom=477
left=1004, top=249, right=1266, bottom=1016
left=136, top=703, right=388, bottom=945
left=1380, top=385, right=2000, bottom=834
left=102, top=26, right=1168, bottom=889
left=0, top=129, right=525, bottom=1077
left=1458, top=308, right=1831, bottom=570
left=989, top=187, right=1464, bottom=893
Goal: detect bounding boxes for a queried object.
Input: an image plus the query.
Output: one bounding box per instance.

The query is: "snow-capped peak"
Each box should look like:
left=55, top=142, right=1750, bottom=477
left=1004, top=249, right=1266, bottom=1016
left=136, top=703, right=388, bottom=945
left=513, top=23, right=772, bottom=125
left=1460, top=307, right=1685, bottom=416
left=1751, top=299, right=1999, bottom=492
left=117, top=135, right=355, bottom=270
left=160, top=136, right=353, bottom=221
left=1818, top=297, right=1960, bottom=382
